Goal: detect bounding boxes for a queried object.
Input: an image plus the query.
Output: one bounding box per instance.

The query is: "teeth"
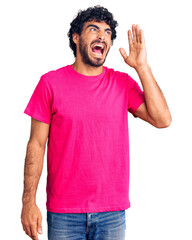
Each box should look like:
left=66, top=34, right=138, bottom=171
left=93, top=44, right=104, bottom=49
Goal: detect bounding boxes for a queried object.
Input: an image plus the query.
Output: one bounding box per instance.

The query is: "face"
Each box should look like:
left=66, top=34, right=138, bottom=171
left=74, top=21, right=112, bottom=67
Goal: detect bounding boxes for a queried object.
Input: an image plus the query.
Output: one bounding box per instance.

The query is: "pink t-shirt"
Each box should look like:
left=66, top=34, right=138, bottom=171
left=24, top=65, right=145, bottom=213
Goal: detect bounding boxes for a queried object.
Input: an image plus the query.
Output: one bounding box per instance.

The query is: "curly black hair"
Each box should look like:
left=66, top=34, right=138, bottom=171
left=67, top=5, right=118, bottom=57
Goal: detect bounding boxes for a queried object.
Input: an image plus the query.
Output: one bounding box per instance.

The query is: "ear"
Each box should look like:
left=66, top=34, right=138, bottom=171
left=72, top=33, right=79, bottom=44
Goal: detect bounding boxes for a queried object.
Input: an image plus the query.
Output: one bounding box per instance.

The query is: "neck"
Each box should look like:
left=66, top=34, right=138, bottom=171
left=72, top=59, right=104, bottom=76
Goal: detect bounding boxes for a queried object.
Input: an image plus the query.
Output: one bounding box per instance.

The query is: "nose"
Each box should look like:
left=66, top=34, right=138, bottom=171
left=97, top=31, right=105, bottom=41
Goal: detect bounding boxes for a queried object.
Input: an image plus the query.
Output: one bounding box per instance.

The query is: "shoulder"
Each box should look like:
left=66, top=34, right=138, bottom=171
left=40, top=65, right=70, bottom=86
left=104, top=66, right=129, bottom=80
left=41, top=65, right=69, bottom=79
left=104, top=66, right=130, bottom=86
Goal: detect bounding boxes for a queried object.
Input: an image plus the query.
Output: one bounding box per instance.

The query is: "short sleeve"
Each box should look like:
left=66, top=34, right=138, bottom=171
left=24, top=76, right=52, bottom=124
left=127, top=75, right=145, bottom=118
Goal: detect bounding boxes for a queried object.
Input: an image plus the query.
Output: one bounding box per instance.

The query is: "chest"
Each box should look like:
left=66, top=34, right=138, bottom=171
left=51, top=79, right=127, bottom=123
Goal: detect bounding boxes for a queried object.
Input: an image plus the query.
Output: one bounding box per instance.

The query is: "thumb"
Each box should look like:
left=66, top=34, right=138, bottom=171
left=119, top=48, right=128, bottom=61
left=37, top=217, right=43, bottom=234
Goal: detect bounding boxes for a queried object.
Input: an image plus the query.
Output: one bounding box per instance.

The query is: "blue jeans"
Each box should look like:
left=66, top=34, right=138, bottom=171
left=47, top=210, right=126, bottom=240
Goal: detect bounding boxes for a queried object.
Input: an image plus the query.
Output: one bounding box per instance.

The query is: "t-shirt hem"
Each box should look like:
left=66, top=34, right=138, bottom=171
left=24, top=108, right=51, bottom=124
left=129, top=98, right=145, bottom=118
left=46, top=202, right=131, bottom=213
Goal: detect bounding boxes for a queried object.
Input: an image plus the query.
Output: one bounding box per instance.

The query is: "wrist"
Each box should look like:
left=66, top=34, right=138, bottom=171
left=22, top=193, right=36, bottom=205
left=135, top=63, right=150, bottom=74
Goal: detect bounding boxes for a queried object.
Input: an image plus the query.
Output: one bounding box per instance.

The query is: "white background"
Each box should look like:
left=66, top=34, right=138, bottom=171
left=0, top=0, right=191, bottom=239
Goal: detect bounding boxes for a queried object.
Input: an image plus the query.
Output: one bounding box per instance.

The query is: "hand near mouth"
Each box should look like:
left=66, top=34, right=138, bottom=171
left=119, top=24, right=148, bottom=70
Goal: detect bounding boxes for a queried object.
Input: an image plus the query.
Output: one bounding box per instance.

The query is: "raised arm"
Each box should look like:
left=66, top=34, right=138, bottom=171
left=21, top=118, right=50, bottom=240
left=120, top=24, right=172, bottom=128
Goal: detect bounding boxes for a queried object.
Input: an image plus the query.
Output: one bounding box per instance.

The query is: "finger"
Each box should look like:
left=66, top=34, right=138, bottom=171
left=31, top=225, right=39, bottom=240
left=140, top=29, right=145, bottom=44
left=135, top=24, right=140, bottom=43
left=132, top=24, right=137, bottom=43
left=23, top=225, right=27, bottom=236
left=25, top=225, right=32, bottom=238
left=119, top=48, right=128, bottom=60
left=21, top=222, right=25, bottom=231
left=128, top=30, right=133, bottom=49
left=137, top=25, right=143, bottom=44
left=37, top=216, right=43, bottom=234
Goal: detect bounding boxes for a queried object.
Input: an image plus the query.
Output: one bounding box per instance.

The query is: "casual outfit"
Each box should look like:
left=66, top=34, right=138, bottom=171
left=24, top=65, right=145, bottom=239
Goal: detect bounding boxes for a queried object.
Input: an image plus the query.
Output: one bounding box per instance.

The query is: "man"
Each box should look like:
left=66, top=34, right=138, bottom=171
left=21, top=5, right=172, bottom=240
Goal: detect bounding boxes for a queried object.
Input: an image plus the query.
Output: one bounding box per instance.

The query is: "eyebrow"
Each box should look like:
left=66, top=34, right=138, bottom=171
left=86, top=24, right=112, bottom=32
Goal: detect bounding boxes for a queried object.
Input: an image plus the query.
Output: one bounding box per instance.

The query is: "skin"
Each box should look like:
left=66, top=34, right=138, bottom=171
left=21, top=20, right=172, bottom=240
left=119, top=24, right=172, bottom=127
left=72, top=21, right=112, bottom=76
left=21, top=118, right=49, bottom=240
left=78, top=23, right=111, bottom=67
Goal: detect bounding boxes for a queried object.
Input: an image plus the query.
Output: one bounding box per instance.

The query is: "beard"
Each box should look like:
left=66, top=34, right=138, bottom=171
left=79, top=36, right=110, bottom=67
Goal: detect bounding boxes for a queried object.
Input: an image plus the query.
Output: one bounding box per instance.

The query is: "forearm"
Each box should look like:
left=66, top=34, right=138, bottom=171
left=22, top=141, right=45, bottom=205
left=135, top=64, right=172, bottom=126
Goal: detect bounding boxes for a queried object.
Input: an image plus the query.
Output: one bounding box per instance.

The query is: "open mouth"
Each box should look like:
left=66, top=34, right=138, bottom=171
left=91, top=44, right=105, bottom=56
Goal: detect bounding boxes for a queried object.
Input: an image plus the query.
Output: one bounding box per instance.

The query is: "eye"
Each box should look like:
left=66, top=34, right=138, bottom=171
left=90, top=27, right=97, bottom=32
left=106, top=30, right=112, bottom=37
